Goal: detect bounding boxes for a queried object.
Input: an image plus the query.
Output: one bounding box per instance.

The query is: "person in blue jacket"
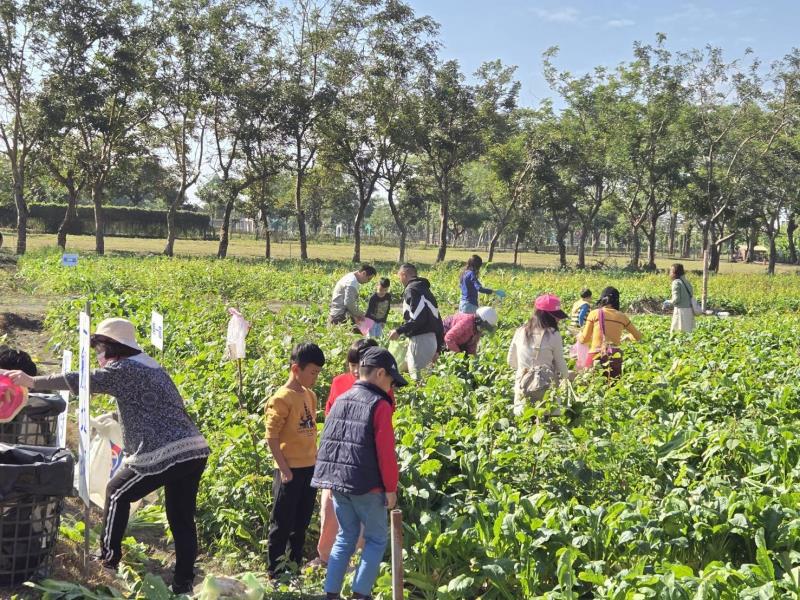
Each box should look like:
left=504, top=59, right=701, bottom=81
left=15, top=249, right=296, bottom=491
left=459, top=255, right=504, bottom=313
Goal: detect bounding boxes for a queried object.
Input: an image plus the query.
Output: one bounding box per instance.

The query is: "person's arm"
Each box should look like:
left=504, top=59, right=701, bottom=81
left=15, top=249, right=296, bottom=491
left=267, top=439, right=293, bottom=483
left=343, top=283, right=364, bottom=319
left=577, top=315, right=594, bottom=345
left=395, top=289, right=422, bottom=337
left=9, top=365, right=119, bottom=395
left=507, top=330, right=519, bottom=369
left=671, top=279, right=682, bottom=305
left=264, top=394, right=293, bottom=482
left=624, top=317, right=643, bottom=342
left=474, top=274, right=493, bottom=295
left=373, top=401, right=398, bottom=507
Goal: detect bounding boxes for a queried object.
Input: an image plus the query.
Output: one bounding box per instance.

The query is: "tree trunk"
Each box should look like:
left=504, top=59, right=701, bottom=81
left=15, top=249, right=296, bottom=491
left=667, top=211, right=677, bottom=255
left=709, top=226, right=720, bottom=273
left=787, top=214, right=797, bottom=264
left=260, top=208, right=271, bottom=259
left=681, top=224, right=693, bottom=259
left=163, top=188, right=185, bottom=257
left=746, top=222, right=757, bottom=263
left=92, top=183, right=105, bottom=255
left=352, top=191, right=367, bottom=264
left=488, top=229, right=500, bottom=263
left=556, top=227, right=567, bottom=269
left=217, top=194, right=235, bottom=259
left=576, top=224, right=588, bottom=269
left=645, top=211, right=658, bottom=271
left=295, top=144, right=309, bottom=261
left=591, top=227, right=600, bottom=254
left=728, top=235, right=736, bottom=263
left=436, top=190, right=448, bottom=263
left=513, top=227, right=526, bottom=265
left=13, top=176, right=27, bottom=255
left=628, top=226, right=640, bottom=270
left=57, top=189, right=79, bottom=250
left=768, top=232, right=777, bottom=275
left=386, top=185, right=407, bottom=263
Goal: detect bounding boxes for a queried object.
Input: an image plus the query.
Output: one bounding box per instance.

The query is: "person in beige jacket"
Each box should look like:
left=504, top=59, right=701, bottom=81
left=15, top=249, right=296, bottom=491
left=507, top=294, right=570, bottom=416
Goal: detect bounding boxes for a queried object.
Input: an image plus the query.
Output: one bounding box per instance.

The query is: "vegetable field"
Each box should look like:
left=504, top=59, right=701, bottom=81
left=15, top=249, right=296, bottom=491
left=13, top=250, right=800, bottom=599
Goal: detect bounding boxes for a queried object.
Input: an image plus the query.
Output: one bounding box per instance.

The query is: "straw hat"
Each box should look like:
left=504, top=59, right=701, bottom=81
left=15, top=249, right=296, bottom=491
left=91, top=318, right=143, bottom=352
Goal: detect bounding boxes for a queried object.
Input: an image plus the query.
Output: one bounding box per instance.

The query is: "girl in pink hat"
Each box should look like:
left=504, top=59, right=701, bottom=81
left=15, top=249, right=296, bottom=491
left=507, top=294, right=570, bottom=416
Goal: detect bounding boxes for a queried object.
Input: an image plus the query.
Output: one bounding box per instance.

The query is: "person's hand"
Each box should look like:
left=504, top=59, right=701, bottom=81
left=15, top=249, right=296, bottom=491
left=388, top=329, right=400, bottom=341
left=385, top=491, right=397, bottom=509
left=355, top=316, right=365, bottom=324
left=3, top=370, right=34, bottom=389
left=280, top=469, right=293, bottom=483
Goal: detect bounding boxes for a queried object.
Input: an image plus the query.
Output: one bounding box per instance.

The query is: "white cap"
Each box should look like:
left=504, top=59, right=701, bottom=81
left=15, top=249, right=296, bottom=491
left=476, top=306, right=498, bottom=328
left=93, top=318, right=143, bottom=352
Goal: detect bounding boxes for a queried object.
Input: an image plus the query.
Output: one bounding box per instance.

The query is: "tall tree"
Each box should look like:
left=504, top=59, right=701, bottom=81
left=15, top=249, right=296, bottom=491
left=0, top=1, right=47, bottom=254
left=153, top=0, right=210, bottom=256
left=45, top=0, right=158, bottom=255
left=543, top=48, right=620, bottom=269
left=418, top=60, right=482, bottom=262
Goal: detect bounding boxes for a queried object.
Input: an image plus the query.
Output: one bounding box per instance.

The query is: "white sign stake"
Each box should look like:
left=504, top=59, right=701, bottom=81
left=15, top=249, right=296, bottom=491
left=56, top=350, right=72, bottom=449
left=151, top=310, right=164, bottom=351
left=78, top=305, right=92, bottom=574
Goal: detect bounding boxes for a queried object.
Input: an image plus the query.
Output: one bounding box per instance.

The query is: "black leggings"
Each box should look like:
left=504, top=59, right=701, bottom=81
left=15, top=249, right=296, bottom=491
left=100, top=457, right=207, bottom=584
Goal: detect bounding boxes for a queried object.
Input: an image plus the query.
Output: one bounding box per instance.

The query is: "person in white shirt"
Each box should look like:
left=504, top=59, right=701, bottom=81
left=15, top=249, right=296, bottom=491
left=328, top=265, right=377, bottom=325
left=507, top=294, right=570, bottom=417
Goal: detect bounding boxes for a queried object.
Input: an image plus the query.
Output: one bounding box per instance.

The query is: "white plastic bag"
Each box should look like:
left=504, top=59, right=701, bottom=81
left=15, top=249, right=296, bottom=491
left=225, top=308, right=251, bottom=360
left=88, top=413, right=143, bottom=512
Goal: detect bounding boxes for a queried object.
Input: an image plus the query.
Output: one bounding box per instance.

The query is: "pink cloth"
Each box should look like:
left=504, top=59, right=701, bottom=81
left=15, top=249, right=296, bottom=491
left=443, top=313, right=480, bottom=355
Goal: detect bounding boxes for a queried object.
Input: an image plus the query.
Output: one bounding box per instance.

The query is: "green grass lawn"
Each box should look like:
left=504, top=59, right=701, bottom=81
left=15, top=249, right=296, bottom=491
left=2, top=229, right=796, bottom=274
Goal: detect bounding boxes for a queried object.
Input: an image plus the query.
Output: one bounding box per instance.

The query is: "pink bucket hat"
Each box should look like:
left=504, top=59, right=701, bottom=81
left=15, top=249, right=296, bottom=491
left=534, top=293, right=568, bottom=320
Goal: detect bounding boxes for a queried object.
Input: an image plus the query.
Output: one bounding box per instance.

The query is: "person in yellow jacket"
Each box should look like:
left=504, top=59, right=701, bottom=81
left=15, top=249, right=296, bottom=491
left=578, top=286, right=642, bottom=379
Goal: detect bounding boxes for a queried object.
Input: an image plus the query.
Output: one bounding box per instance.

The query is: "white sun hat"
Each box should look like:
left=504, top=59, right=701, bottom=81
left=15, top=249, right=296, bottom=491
left=92, top=318, right=143, bottom=352
left=476, top=306, right=499, bottom=328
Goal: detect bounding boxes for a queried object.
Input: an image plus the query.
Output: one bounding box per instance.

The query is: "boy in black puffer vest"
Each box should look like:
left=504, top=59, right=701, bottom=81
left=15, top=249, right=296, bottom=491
left=312, top=347, right=406, bottom=600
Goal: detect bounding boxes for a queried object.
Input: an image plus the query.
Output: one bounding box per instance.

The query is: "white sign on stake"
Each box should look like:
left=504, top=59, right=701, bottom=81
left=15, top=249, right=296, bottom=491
left=56, top=350, right=73, bottom=449
left=78, top=311, right=91, bottom=506
left=151, top=310, right=164, bottom=351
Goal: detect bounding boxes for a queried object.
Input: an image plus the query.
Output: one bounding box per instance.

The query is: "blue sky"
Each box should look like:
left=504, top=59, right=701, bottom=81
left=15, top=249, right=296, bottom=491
left=406, top=0, right=798, bottom=107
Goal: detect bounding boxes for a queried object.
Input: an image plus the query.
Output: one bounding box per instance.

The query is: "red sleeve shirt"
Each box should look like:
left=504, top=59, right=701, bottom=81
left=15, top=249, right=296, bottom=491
left=326, top=372, right=357, bottom=415
left=372, top=399, right=398, bottom=493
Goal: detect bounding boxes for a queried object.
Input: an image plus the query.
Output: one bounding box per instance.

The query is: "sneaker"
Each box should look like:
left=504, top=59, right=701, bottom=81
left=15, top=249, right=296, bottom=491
left=90, top=553, right=119, bottom=574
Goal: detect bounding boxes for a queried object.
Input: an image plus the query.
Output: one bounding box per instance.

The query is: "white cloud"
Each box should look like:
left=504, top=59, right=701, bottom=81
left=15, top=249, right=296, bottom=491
left=531, top=7, right=580, bottom=23
left=607, top=18, right=635, bottom=27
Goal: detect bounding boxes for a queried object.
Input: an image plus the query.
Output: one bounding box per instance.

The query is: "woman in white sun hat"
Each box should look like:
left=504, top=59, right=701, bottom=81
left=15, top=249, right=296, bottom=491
left=1, top=317, right=209, bottom=595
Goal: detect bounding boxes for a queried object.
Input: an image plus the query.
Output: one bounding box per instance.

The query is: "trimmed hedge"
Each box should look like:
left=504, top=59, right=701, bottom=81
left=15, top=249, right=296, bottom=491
left=0, top=203, right=212, bottom=239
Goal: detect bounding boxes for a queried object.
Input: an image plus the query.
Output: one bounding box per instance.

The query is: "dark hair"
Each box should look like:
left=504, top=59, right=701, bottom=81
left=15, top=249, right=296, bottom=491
left=524, top=309, right=559, bottom=339
left=347, top=338, right=378, bottom=365
left=580, top=288, right=592, bottom=299
left=0, top=346, right=37, bottom=376
left=359, top=364, right=379, bottom=378
left=92, top=339, right=141, bottom=360
left=461, top=254, right=483, bottom=281
left=597, top=287, right=620, bottom=310
left=359, top=264, right=377, bottom=277
left=291, top=343, right=325, bottom=369
left=671, top=263, right=685, bottom=279
left=399, top=263, right=417, bottom=277
left=379, top=277, right=390, bottom=289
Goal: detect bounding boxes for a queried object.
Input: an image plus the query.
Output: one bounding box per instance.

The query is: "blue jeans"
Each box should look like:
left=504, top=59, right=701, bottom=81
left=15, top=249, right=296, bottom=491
left=368, top=322, right=385, bottom=338
left=459, top=300, right=478, bottom=314
left=325, top=491, right=388, bottom=596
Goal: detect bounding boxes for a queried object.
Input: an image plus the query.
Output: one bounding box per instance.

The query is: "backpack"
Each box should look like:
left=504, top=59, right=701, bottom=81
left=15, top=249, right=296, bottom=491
left=519, top=332, right=555, bottom=402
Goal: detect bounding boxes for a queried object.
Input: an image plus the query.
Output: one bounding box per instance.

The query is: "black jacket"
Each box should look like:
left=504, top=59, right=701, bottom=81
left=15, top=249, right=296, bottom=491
left=312, top=381, right=391, bottom=495
left=396, top=277, right=444, bottom=348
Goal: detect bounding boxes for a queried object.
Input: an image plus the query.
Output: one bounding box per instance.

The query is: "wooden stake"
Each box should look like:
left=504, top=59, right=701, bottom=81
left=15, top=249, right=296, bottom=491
left=391, top=509, right=404, bottom=600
